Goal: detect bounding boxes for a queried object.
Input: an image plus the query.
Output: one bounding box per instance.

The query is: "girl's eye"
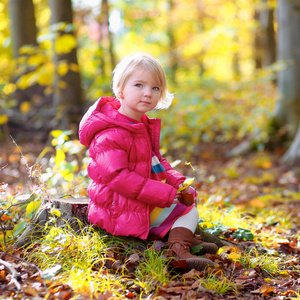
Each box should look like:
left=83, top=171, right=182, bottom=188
left=135, top=84, right=142, bottom=87
left=153, top=87, right=160, bottom=91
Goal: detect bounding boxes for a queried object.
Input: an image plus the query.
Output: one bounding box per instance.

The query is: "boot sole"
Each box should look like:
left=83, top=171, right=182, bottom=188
left=185, top=258, right=215, bottom=271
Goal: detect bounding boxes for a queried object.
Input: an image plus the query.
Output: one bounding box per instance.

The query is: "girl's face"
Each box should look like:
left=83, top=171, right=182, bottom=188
left=118, top=68, right=161, bottom=121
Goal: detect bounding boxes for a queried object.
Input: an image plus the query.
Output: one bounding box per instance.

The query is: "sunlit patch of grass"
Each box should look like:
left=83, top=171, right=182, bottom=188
left=238, top=248, right=280, bottom=276
left=197, top=190, right=294, bottom=249
left=197, top=202, right=249, bottom=230
left=134, top=248, right=177, bottom=296
left=26, top=222, right=178, bottom=298
left=65, top=267, right=127, bottom=297
left=244, top=171, right=276, bottom=185
left=27, top=224, right=129, bottom=297
left=27, top=224, right=109, bottom=271
left=197, top=271, right=237, bottom=295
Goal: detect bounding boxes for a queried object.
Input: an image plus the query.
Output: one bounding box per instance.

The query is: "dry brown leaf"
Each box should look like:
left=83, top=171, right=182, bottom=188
left=251, top=284, right=276, bottom=297
left=23, top=285, right=39, bottom=297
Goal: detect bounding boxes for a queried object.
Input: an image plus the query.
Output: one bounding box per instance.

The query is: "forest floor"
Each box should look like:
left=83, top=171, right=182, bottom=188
left=1, top=140, right=300, bottom=299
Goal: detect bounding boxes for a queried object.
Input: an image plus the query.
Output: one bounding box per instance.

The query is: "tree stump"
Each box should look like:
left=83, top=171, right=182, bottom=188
left=13, top=197, right=89, bottom=248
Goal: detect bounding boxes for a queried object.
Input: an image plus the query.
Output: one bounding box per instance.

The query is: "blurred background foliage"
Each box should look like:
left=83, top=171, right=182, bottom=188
left=0, top=0, right=281, bottom=155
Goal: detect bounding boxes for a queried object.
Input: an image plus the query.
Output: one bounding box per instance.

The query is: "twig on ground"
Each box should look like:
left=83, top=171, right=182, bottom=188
left=1, top=251, right=49, bottom=293
left=0, top=258, right=22, bottom=290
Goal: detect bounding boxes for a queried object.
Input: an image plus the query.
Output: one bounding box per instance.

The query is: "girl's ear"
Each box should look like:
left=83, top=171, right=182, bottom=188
left=118, top=91, right=124, bottom=99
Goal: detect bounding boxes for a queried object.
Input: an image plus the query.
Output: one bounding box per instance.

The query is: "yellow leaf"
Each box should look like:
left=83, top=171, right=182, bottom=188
left=54, top=149, right=65, bottom=166
left=36, top=71, right=52, bottom=86
left=55, top=34, right=77, bottom=54
left=64, top=172, right=74, bottom=182
left=51, top=130, right=63, bottom=138
left=17, top=73, right=31, bottom=89
left=2, top=83, right=16, bottom=95
left=217, top=248, right=225, bottom=255
left=178, top=177, right=194, bottom=191
left=26, top=200, right=41, bottom=217
left=20, top=101, right=31, bottom=114
left=227, top=252, right=241, bottom=262
left=0, top=115, right=8, bottom=125
left=278, top=270, right=290, bottom=277
left=19, top=45, right=35, bottom=55
left=57, top=62, right=69, bottom=76
left=200, top=221, right=214, bottom=229
left=51, top=208, right=61, bottom=217
left=28, top=54, right=46, bottom=66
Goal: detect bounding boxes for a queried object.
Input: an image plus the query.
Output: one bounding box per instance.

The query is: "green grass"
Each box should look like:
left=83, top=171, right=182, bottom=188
left=238, top=248, right=280, bottom=276
left=198, top=271, right=237, bottom=295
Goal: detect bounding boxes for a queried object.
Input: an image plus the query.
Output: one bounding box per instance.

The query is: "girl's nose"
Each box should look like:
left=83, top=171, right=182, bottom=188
left=143, top=87, right=151, bottom=97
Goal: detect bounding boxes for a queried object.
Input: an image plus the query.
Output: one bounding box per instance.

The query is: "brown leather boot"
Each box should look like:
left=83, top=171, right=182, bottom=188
left=191, top=235, right=219, bottom=255
left=166, top=227, right=215, bottom=271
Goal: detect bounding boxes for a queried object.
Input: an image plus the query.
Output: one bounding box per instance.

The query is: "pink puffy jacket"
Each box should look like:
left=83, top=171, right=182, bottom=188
left=79, top=97, right=186, bottom=239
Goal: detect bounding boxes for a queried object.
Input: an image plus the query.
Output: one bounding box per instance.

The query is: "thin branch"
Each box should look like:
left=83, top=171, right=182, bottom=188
left=0, top=258, right=21, bottom=290
left=1, top=251, right=48, bottom=293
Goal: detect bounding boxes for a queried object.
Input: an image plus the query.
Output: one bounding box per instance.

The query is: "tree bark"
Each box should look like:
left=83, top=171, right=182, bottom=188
left=167, top=0, right=178, bottom=84
left=261, top=1, right=276, bottom=68
left=98, top=0, right=116, bottom=75
left=254, top=0, right=276, bottom=69
left=13, top=197, right=89, bottom=248
left=282, top=123, right=300, bottom=161
left=274, top=0, right=300, bottom=137
left=49, top=0, right=83, bottom=130
left=9, top=0, right=38, bottom=58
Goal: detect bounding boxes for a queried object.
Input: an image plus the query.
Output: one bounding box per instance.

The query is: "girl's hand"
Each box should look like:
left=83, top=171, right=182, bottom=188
left=176, top=185, right=194, bottom=207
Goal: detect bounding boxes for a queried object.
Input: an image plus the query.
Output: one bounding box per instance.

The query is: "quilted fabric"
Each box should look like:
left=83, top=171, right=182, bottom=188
left=79, top=97, right=185, bottom=239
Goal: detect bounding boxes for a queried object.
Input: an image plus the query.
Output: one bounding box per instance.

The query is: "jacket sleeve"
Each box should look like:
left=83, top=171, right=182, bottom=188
left=89, top=130, right=176, bottom=208
left=158, top=157, right=186, bottom=189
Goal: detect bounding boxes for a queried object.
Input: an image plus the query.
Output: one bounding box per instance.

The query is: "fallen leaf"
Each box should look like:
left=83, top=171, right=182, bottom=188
left=251, top=284, right=276, bottom=297
left=23, top=285, right=39, bottom=297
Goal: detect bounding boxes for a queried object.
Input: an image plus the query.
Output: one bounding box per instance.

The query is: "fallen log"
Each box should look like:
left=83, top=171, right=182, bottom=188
left=14, top=197, right=241, bottom=250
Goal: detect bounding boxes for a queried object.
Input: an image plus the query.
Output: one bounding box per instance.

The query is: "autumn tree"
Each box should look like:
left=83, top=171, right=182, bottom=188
left=49, top=0, right=83, bottom=130
left=273, top=0, right=300, bottom=161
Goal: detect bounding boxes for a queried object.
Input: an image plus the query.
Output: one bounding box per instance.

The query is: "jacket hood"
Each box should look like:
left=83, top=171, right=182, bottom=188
left=79, top=96, right=156, bottom=147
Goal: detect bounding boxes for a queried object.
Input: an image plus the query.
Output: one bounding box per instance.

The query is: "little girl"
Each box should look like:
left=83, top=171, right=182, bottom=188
left=79, top=52, right=218, bottom=271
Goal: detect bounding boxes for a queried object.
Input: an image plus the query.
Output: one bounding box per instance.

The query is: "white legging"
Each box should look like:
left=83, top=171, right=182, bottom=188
left=171, top=206, right=199, bottom=233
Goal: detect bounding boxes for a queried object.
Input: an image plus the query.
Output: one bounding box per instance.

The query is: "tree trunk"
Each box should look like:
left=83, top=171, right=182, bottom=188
left=102, top=0, right=116, bottom=71
left=260, top=0, right=276, bottom=68
left=13, top=197, right=89, bottom=248
left=282, top=123, right=300, bottom=161
left=254, top=0, right=276, bottom=69
left=254, top=9, right=263, bottom=69
left=274, top=0, right=300, bottom=138
left=98, top=0, right=116, bottom=75
left=49, top=0, right=83, bottom=130
left=167, top=0, right=178, bottom=84
left=9, top=0, right=37, bottom=58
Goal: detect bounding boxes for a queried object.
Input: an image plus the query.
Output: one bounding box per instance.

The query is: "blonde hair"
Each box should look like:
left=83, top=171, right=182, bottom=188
left=112, top=52, right=174, bottom=109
